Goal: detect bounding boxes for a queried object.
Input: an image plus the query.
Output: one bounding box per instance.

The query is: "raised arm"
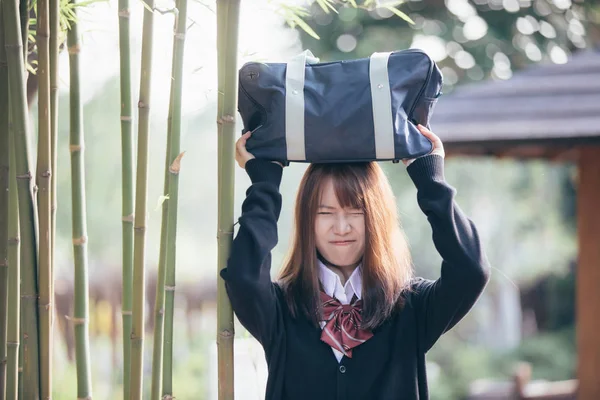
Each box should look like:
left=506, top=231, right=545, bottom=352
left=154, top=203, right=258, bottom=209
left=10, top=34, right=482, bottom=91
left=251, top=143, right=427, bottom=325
left=406, top=128, right=491, bottom=353
left=219, top=133, right=284, bottom=346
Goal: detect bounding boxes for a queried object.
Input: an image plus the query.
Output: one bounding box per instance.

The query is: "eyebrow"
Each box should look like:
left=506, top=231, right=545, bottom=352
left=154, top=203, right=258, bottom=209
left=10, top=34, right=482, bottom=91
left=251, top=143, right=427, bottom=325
left=318, top=205, right=336, bottom=209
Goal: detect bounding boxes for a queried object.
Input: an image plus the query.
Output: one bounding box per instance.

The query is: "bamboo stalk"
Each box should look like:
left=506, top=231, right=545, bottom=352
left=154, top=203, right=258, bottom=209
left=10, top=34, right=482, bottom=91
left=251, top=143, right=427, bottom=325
left=216, top=1, right=241, bottom=399
left=150, top=29, right=179, bottom=391
left=1, top=9, right=11, bottom=398
left=6, top=105, right=21, bottom=400
left=161, top=0, right=187, bottom=397
left=36, top=0, right=53, bottom=396
left=20, top=0, right=28, bottom=61
left=149, top=33, right=175, bottom=396
left=117, top=0, right=134, bottom=396
left=149, top=146, right=168, bottom=400
left=67, top=4, right=93, bottom=398
left=130, top=0, right=156, bottom=395
left=3, top=0, right=40, bottom=398
left=49, top=0, right=60, bottom=333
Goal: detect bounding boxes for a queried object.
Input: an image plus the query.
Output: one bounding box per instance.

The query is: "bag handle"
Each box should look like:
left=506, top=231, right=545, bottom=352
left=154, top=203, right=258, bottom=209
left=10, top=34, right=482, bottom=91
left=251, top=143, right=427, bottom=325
left=285, top=50, right=319, bottom=161
left=285, top=50, right=395, bottom=162
left=369, top=51, right=395, bottom=160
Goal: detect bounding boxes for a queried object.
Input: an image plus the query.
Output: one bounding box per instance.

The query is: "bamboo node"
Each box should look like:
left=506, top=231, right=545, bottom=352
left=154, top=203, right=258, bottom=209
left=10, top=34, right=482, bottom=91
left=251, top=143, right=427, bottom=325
left=68, top=44, right=81, bottom=55
left=6, top=341, right=19, bottom=347
left=0, top=259, right=7, bottom=267
left=118, top=8, right=130, bottom=17
left=121, top=310, right=132, bottom=316
left=122, top=214, right=135, bottom=223
left=217, top=115, right=235, bottom=125
left=72, top=236, right=87, bottom=245
left=165, top=285, right=176, bottom=292
left=174, top=32, right=185, bottom=40
left=18, top=367, right=23, bottom=372
left=70, top=144, right=83, bottom=153
left=22, top=295, right=37, bottom=299
left=8, top=237, right=20, bottom=245
left=138, top=101, right=149, bottom=109
left=42, top=170, right=52, bottom=178
left=65, top=315, right=87, bottom=325
left=16, top=172, right=32, bottom=180
left=41, top=302, right=52, bottom=311
left=169, top=151, right=186, bottom=174
left=77, top=397, right=92, bottom=400
left=162, top=395, right=175, bottom=400
left=219, top=329, right=234, bottom=338
left=120, top=115, right=132, bottom=121
left=134, top=226, right=146, bottom=233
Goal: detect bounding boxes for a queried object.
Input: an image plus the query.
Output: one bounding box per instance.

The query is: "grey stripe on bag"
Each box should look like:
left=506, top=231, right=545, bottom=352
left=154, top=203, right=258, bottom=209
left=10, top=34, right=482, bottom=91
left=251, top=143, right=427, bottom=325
left=369, top=52, right=395, bottom=160
left=285, top=52, right=310, bottom=161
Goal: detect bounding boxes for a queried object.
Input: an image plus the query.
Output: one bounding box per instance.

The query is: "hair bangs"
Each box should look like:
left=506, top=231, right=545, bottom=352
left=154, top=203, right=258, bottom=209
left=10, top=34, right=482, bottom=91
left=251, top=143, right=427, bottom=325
left=320, top=164, right=366, bottom=211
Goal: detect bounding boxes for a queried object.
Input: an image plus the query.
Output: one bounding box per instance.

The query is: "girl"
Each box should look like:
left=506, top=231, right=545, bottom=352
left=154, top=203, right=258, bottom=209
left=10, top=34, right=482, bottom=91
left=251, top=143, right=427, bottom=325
left=220, top=124, right=491, bottom=400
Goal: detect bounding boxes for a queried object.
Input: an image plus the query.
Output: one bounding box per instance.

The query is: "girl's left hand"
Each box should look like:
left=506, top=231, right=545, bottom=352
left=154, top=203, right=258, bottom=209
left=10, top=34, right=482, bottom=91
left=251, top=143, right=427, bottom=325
left=402, top=124, right=445, bottom=166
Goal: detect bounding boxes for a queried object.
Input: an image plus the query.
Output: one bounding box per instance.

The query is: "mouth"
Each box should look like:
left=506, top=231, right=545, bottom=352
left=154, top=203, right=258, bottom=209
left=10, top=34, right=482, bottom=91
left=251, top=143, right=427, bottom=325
left=329, top=240, right=355, bottom=246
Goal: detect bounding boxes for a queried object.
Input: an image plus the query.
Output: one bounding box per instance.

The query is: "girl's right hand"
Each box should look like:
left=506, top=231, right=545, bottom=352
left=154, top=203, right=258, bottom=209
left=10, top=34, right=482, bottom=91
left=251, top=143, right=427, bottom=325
left=235, top=131, right=284, bottom=169
left=235, top=131, right=256, bottom=169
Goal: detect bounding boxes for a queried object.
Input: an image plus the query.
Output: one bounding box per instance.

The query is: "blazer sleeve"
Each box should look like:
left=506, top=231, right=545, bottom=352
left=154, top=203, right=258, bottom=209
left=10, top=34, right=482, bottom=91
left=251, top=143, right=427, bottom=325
left=219, top=159, right=284, bottom=346
left=406, top=154, right=491, bottom=353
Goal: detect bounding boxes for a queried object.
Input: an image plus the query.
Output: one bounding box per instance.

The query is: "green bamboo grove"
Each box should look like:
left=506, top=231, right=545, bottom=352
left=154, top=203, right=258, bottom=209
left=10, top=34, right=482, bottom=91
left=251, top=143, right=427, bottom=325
left=0, top=0, right=392, bottom=398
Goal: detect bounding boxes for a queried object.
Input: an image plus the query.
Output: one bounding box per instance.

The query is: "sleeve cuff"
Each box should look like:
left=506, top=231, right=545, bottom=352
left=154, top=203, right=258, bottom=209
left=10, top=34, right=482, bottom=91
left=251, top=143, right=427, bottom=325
left=406, top=154, right=445, bottom=187
left=245, top=158, right=283, bottom=187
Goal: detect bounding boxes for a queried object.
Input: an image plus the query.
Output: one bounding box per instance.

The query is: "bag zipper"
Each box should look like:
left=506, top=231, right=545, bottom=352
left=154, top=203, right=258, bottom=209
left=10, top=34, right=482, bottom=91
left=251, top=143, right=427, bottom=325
left=403, top=49, right=434, bottom=123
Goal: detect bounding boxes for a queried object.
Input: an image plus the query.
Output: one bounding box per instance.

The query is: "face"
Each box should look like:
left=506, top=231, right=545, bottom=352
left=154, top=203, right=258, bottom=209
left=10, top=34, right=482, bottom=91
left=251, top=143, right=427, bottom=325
left=314, top=178, right=366, bottom=268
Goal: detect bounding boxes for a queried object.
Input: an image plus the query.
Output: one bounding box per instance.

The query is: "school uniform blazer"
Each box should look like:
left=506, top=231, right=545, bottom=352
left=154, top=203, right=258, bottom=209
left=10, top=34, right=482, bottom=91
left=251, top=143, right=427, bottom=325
left=220, top=155, right=491, bottom=400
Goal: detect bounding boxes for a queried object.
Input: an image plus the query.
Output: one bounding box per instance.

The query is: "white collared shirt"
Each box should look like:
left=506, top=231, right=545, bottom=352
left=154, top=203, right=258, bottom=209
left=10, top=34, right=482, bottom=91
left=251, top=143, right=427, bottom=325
left=318, top=260, right=363, bottom=362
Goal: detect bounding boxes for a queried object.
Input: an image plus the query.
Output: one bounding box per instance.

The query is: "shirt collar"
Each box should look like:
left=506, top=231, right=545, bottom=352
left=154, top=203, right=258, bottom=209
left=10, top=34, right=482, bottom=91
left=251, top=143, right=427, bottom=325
left=318, top=260, right=363, bottom=302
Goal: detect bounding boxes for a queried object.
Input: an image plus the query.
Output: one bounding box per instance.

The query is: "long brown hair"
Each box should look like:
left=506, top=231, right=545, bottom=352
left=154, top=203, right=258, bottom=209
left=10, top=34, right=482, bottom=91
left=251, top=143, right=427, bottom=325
left=277, top=162, right=413, bottom=329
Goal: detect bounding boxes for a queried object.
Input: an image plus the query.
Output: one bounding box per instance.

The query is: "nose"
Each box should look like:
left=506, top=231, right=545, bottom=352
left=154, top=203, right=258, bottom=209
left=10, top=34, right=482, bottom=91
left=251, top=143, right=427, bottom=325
left=333, top=214, right=351, bottom=235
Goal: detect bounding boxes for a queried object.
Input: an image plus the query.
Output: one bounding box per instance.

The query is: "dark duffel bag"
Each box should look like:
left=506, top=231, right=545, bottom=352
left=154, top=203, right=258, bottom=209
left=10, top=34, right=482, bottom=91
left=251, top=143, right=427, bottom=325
left=237, top=49, right=443, bottom=164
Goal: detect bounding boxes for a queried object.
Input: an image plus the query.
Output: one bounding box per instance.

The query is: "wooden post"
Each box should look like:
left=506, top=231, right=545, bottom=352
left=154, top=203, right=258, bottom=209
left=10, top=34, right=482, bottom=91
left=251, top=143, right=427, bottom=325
left=577, top=145, right=600, bottom=399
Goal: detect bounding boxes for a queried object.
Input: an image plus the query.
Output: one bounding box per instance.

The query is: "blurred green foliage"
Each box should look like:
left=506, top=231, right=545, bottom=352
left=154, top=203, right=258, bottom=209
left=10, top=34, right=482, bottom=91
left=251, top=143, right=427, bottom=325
left=294, top=0, right=600, bottom=92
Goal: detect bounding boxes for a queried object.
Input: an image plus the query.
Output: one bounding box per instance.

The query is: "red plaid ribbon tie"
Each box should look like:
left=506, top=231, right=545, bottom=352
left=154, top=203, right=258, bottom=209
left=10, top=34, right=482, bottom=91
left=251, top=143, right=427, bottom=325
left=319, top=291, right=374, bottom=358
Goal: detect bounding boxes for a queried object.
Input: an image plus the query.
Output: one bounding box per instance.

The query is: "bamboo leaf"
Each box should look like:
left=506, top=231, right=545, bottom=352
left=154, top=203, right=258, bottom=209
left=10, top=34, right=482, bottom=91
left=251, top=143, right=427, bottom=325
left=289, top=14, right=320, bottom=39
left=315, top=0, right=338, bottom=14
left=382, top=4, right=414, bottom=24
left=324, top=0, right=338, bottom=13
left=155, top=195, right=170, bottom=211
left=136, top=0, right=154, bottom=14
left=316, top=0, right=329, bottom=13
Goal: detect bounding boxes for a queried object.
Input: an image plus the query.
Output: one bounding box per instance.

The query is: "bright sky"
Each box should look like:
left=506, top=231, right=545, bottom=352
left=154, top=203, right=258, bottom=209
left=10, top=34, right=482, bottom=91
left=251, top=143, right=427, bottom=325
left=58, top=0, right=303, bottom=115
